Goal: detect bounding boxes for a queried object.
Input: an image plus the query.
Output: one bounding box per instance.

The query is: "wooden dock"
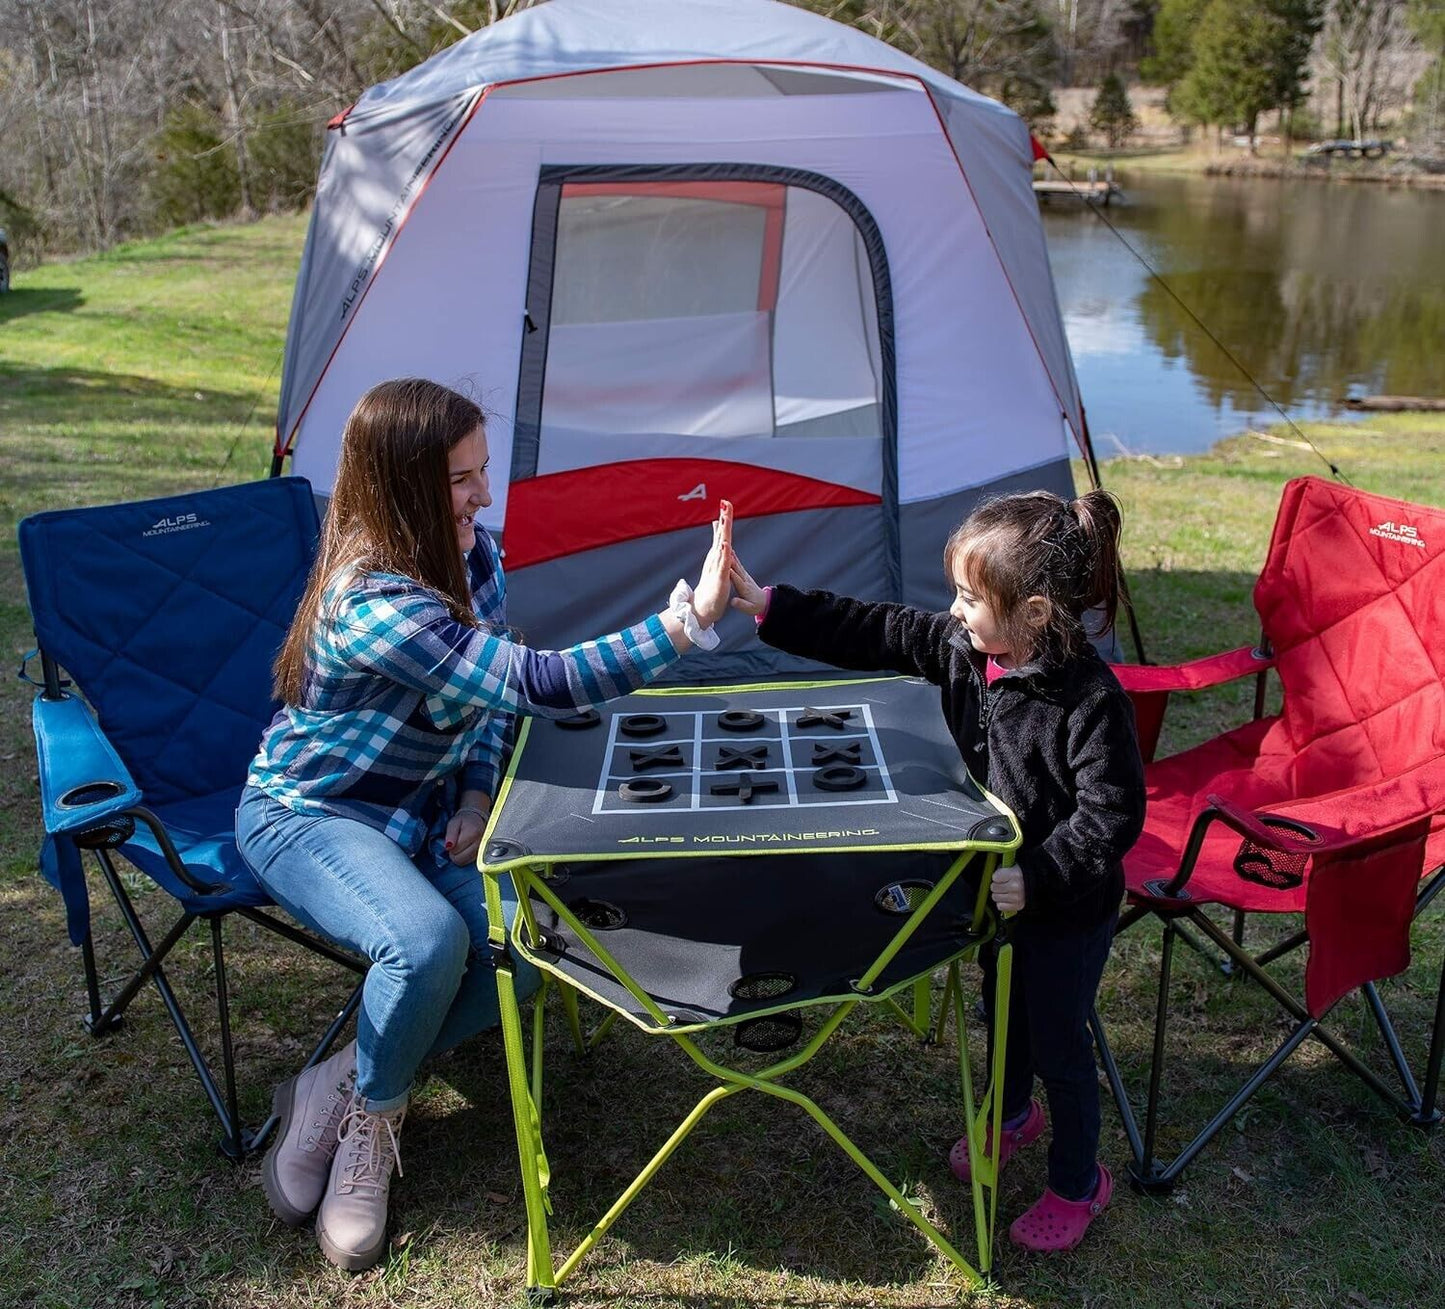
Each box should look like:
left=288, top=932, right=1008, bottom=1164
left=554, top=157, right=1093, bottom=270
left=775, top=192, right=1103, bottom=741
left=1033, top=178, right=1122, bottom=206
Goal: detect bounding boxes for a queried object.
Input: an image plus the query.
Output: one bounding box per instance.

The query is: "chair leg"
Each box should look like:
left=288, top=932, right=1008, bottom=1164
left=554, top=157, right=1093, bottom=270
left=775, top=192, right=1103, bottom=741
left=209, top=916, right=245, bottom=1162
left=1415, top=945, right=1445, bottom=1127
left=80, top=931, right=108, bottom=1033
left=1090, top=1005, right=1144, bottom=1165
left=1133, top=917, right=1177, bottom=1193
left=250, top=982, right=364, bottom=1153
left=1361, top=981, right=1424, bottom=1110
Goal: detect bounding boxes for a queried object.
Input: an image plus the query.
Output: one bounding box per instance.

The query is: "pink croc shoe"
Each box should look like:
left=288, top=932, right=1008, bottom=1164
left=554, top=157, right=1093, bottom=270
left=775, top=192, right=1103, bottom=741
left=1009, top=1163, right=1113, bottom=1252
left=948, top=1099, right=1045, bottom=1182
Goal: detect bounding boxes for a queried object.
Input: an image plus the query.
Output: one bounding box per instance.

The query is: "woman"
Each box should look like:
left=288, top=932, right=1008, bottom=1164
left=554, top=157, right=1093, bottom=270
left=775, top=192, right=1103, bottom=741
left=238, top=377, right=734, bottom=1270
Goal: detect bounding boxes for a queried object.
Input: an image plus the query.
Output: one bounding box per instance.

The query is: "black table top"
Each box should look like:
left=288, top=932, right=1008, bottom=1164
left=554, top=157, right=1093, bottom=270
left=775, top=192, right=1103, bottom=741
left=481, top=677, right=1018, bottom=870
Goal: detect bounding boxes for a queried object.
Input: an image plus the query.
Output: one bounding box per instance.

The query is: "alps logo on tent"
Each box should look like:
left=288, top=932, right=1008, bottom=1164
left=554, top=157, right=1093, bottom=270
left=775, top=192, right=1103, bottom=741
left=143, top=513, right=211, bottom=538
left=1369, top=520, right=1426, bottom=549
left=678, top=483, right=708, bottom=503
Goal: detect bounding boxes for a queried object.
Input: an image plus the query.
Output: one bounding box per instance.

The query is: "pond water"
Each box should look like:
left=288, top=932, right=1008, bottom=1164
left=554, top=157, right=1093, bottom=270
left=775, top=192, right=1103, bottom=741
left=1040, top=170, right=1445, bottom=455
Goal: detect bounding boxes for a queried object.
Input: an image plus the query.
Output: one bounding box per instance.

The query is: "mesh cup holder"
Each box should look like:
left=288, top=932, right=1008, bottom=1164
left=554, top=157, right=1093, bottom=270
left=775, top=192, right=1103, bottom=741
left=74, top=816, right=136, bottom=850
left=729, top=973, right=801, bottom=1051
left=568, top=898, right=627, bottom=930
left=734, top=1013, right=803, bottom=1052
left=1233, top=817, right=1320, bottom=891
left=59, top=780, right=125, bottom=809
left=874, top=880, right=935, bottom=914
left=58, top=781, right=135, bottom=849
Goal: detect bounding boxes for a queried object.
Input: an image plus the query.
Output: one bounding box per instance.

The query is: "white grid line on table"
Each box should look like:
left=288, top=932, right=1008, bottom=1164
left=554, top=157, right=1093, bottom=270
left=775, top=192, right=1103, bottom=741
left=690, top=709, right=704, bottom=811
left=591, top=705, right=896, bottom=815
left=597, top=795, right=899, bottom=814
left=777, top=706, right=801, bottom=807
left=854, top=703, right=898, bottom=804
left=590, top=711, right=626, bottom=816
left=600, top=764, right=889, bottom=783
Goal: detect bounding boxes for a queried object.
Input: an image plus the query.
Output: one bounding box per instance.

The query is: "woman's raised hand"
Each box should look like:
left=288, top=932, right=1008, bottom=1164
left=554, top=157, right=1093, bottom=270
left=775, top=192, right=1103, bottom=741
left=728, top=551, right=767, bottom=617
left=691, top=500, right=735, bottom=628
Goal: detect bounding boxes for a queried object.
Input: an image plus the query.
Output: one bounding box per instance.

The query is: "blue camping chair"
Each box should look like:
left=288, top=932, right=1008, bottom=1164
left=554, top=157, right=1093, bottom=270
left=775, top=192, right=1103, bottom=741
left=18, top=477, right=366, bottom=1160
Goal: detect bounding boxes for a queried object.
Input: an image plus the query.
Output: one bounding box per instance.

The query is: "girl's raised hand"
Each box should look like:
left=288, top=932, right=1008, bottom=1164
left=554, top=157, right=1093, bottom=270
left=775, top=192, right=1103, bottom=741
left=691, top=500, right=734, bottom=628
left=729, top=552, right=767, bottom=617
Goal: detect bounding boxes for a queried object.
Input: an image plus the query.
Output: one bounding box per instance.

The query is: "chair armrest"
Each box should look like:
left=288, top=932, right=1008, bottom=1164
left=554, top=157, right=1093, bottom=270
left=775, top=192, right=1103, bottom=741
left=32, top=692, right=142, bottom=836
left=1114, top=645, right=1274, bottom=695
left=1150, top=781, right=1436, bottom=902
left=1202, top=792, right=1352, bottom=853
left=1116, top=646, right=1276, bottom=765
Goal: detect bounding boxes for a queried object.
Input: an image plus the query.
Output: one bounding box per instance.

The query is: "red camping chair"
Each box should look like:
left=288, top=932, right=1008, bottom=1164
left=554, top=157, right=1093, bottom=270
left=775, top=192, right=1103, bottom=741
left=1091, top=476, right=1445, bottom=1192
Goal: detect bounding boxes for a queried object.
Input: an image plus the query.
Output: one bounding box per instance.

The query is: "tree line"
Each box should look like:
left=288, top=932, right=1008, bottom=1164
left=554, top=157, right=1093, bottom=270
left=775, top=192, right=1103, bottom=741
left=0, top=0, right=1440, bottom=262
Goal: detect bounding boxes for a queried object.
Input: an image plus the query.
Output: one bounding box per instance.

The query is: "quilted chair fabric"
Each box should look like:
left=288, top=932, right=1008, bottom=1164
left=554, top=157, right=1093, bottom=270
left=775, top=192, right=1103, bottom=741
left=1119, top=476, right=1445, bottom=1016
left=19, top=478, right=319, bottom=918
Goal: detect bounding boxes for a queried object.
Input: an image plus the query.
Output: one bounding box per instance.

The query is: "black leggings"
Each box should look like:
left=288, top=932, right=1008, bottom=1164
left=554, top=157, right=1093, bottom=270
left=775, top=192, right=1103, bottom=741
left=980, top=912, right=1115, bottom=1201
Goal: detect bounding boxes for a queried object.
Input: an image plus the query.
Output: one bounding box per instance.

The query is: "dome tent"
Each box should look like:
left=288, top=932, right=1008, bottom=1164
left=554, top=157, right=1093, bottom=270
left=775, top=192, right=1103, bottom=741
left=275, top=0, right=1094, bottom=679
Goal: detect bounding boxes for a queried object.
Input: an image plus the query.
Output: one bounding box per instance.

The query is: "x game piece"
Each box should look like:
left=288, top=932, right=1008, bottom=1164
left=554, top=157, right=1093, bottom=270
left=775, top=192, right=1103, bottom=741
left=629, top=745, right=685, bottom=772
left=796, top=708, right=854, bottom=731
left=556, top=709, right=601, bottom=730
left=715, top=744, right=769, bottom=771
left=811, top=742, right=862, bottom=766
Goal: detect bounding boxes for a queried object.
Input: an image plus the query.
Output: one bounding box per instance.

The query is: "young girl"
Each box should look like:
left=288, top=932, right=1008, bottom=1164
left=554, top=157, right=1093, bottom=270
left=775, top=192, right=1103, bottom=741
left=237, top=378, right=734, bottom=1272
left=729, top=489, right=1144, bottom=1252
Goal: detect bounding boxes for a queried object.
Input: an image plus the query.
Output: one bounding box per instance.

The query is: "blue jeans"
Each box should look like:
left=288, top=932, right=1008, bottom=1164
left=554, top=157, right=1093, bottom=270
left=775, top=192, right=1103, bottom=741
left=236, top=786, right=538, bottom=1109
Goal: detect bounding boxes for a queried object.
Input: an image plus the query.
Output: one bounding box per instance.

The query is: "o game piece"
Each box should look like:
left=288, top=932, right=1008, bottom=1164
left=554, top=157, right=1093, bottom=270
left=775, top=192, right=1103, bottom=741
left=556, top=709, right=601, bottom=730
left=619, top=778, right=673, bottom=803
left=629, top=745, right=684, bottom=772
left=797, top=708, right=854, bottom=731
left=709, top=773, right=779, bottom=805
left=620, top=713, right=667, bottom=738
left=718, top=710, right=765, bottom=733
left=814, top=764, right=866, bottom=791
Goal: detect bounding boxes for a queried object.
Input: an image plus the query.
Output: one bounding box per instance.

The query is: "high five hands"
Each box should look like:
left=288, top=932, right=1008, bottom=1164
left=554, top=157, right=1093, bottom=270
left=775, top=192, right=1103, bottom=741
left=690, top=500, right=736, bottom=629
left=729, top=551, right=767, bottom=618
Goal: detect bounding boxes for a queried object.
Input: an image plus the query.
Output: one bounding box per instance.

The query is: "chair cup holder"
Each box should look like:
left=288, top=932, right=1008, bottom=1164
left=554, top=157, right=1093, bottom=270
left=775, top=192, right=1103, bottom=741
left=58, top=780, right=125, bottom=809
left=73, top=816, right=137, bottom=851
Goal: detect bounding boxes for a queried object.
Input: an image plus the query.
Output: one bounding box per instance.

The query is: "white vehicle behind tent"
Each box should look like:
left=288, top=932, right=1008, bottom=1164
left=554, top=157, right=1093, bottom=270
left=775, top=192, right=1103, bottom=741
left=275, top=0, right=1094, bottom=679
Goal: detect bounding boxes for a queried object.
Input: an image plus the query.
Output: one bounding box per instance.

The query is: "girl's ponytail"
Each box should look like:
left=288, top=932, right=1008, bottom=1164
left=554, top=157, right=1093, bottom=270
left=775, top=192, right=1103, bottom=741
left=1069, top=489, right=1123, bottom=640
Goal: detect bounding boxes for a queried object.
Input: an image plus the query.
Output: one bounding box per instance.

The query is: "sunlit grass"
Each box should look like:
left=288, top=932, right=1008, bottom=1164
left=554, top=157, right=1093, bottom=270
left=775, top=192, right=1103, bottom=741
left=1, top=216, right=1442, bottom=1309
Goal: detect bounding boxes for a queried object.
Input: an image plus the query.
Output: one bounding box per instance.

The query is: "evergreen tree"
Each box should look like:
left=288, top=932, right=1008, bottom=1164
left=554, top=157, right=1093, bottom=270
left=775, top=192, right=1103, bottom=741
left=1142, top=0, right=1212, bottom=86
left=1089, top=73, right=1139, bottom=146
left=1174, top=0, right=1321, bottom=146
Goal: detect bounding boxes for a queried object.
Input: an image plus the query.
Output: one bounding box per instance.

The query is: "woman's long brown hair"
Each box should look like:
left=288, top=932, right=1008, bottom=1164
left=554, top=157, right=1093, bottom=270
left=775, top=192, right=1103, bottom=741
left=273, top=378, right=484, bottom=705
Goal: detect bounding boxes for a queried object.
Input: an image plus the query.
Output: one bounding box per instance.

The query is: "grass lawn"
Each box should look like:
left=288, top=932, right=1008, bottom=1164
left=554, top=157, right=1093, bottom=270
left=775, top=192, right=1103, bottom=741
left=2, top=217, right=1443, bottom=1309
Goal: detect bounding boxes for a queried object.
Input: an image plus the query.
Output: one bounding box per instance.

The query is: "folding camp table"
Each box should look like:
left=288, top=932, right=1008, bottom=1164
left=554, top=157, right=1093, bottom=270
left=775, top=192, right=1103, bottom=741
left=479, top=675, right=1021, bottom=1299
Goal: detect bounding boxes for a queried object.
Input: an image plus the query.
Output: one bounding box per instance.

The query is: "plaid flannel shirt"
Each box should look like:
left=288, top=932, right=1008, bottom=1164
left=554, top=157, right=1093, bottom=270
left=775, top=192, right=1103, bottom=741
left=247, top=526, right=683, bottom=852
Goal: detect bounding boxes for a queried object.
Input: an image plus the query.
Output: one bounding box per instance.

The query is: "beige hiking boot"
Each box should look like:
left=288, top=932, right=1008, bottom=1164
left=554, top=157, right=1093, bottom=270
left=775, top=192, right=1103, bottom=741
left=315, top=1096, right=407, bottom=1272
left=261, top=1038, right=357, bottom=1226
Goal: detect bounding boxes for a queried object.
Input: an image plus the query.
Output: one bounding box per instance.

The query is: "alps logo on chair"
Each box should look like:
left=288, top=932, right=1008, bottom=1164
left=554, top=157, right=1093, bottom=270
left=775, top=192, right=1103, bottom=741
left=1369, top=519, right=1425, bottom=549
left=143, top=512, right=211, bottom=538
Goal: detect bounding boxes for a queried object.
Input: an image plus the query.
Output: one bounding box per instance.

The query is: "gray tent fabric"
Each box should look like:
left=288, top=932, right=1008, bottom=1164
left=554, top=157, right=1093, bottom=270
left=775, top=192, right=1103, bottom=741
left=275, top=0, right=1083, bottom=454
left=276, top=90, right=480, bottom=444
left=274, top=0, right=1095, bottom=679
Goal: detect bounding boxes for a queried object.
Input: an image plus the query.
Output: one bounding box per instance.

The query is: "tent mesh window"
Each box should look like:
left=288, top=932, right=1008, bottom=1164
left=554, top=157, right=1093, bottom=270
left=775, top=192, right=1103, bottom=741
left=543, top=181, right=882, bottom=443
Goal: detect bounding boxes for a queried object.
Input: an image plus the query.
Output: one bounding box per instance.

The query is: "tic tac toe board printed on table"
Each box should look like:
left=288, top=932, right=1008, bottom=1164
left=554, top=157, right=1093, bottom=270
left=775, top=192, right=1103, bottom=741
left=483, top=677, right=1017, bottom=864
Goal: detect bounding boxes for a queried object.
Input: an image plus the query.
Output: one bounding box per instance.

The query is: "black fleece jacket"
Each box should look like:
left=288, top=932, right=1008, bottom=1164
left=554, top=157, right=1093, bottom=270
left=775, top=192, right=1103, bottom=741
left=759, top=586, right=1146, bottom=927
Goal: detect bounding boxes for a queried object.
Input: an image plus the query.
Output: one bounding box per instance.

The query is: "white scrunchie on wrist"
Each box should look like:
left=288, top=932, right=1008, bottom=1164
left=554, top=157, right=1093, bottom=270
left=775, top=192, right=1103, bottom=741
left=669, top=578, right=720, bottom=651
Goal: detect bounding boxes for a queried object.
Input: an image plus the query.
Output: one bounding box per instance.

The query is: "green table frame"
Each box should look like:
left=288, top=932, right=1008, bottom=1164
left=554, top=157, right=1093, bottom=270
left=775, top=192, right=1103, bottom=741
left=479, top=680, right=1021, bottom=1300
